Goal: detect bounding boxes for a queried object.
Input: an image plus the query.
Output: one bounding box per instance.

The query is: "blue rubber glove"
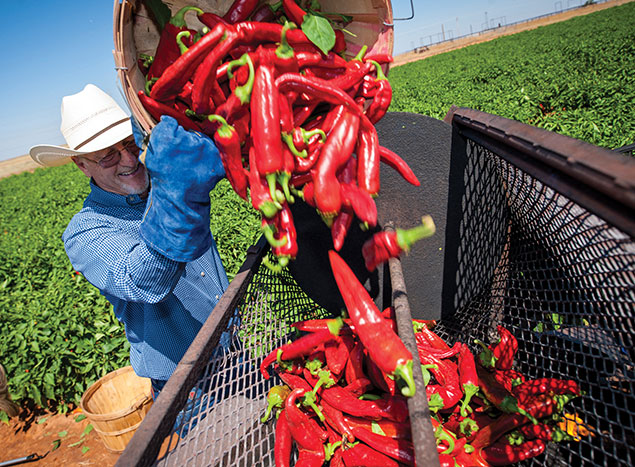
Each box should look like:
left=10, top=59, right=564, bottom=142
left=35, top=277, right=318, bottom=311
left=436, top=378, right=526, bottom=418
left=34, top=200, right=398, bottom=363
left=140, top=116, right=225, bottom=262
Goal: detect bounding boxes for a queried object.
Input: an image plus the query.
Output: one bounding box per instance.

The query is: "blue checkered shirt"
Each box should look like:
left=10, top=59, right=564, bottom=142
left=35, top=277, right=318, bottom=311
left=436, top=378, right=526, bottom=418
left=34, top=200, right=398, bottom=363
left=62, top=180, right=229, bottom=381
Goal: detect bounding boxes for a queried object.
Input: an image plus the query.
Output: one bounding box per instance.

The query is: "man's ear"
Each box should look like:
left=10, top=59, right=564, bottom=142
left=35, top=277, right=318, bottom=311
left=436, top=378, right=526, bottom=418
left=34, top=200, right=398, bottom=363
left=71, top=156, right=91, bottom=178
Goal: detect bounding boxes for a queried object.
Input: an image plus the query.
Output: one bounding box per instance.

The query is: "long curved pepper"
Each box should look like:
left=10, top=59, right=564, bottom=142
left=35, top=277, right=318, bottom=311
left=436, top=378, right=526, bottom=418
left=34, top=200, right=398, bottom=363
left=328, top=250, right=416, bottom=397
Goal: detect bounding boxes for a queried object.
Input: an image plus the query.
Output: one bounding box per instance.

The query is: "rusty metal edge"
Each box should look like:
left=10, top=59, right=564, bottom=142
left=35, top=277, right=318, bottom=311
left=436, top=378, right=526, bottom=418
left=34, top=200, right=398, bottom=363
left=115, top=236, right=268, bottom=467
left=452, top=108, right=635, bottom=238
left=386, top=224, right=440, bottom=467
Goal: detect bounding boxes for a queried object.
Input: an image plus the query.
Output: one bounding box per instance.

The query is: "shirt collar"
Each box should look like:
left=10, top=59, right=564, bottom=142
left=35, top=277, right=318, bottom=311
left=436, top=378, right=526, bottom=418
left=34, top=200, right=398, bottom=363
left=87, top=179, right=147, bottom=207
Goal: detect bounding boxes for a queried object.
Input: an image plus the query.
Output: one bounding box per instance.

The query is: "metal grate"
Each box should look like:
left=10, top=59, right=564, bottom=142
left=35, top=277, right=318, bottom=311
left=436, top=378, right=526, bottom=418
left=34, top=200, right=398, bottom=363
left=434, top=136, right=635, bottom=466
left=119, top=108, right=634, bottom=466
left=154, top=258, right=330, bottom=466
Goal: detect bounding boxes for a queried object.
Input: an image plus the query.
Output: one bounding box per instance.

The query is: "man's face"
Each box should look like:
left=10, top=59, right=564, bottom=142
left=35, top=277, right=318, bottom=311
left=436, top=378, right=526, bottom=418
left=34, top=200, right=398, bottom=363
left=72, top=137, right=149, bottom=196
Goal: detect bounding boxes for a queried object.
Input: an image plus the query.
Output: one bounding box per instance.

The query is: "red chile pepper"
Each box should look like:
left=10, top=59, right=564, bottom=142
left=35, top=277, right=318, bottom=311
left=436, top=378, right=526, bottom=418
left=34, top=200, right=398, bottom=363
left=223, top=0, right=259, bottom=23
left=365, top=61, right=392, bottom=124
left=291, top=318, right=354, bottom=334
left=329, top=250, right=416, bottom=397
left=458, top=343, right=480, bottom=418
left=137, top=91, right=201, bottom=132
left=341, top=443, right=400, bottom=467
left=331, top=208, right=354, bottom=252
left=150, top=23, right=226, bottom=102
left=340, top=182, right=377, bottom=227
left=350, top=426, right=415, bottom=465
left=379, top=145, right=420, bottom=187
left=191, top=26, right=240, bottom=114
left=325, top=335, right=354, bottom=376
left=250, top=3, right=276, bottom=22
left=517, top=422, right=554, bottom=441
left=260, top=320, right=342, bottom=379
left=365, top=352, right=397, bottom=395
left=262, top=385, right=291, bottom=423
left=296, top=50, right=348, bottom=69
left=364, top=53, right=394, bottom=64
left=251, top=62, right=287, bottom=203
left=285, top=388, right=328, bottom=454
left=344, top=341, right=366, bottom=385
left=271, top=203, right=298, bottom=266
left=311, top=106, right=359, bottom=217
left=421, top=355, right=463, bottom=412
left=248, top=146, right=281, bottom=219
left=321, top=399, right=356, bottom=442
left=344, top=414, right=412, bottom=440
left=208, top=115, right=248, bottom=200
left=275, top=73, right=365, bottom=120
left=416, top=340, right=461, bottom=360
left=333, top=29, right=346, bottom=54
left=304, top=371, right=407, bottom=422
left=344, top=378, right=373, bottom=397
left=356, top=115, right=381, bottom=196
left=282, top=0, right=306, bottom=26
left=274, top=408, right=292, bottom=467
left=481, top=439, right=546, bottom=466
left=197, top=11, right=229, bottom=30
left=476, top=364, right=539, bottom=425
left=235, top=21, right=312, bottom=46
left=513, top=378, right=581, bottom=400
left=413, top=321, right=450, bottom=351
left=493, top=326, right=519, bottom=371
left=146, top=6, right=202, bottom=80
left=361, top=216, right=436, bottom=271
left=215, top=54, right=255, bottom=124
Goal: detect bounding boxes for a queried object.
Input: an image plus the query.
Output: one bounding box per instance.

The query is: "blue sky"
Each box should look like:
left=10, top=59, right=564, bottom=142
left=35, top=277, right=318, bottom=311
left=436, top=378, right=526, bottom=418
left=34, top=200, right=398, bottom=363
left=0, top=0, right=591, bottom=162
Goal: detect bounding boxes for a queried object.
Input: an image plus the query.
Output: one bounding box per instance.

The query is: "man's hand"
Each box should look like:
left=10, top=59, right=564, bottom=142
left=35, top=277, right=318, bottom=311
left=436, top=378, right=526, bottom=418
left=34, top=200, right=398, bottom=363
left=140, top=116, right=226, bottom=262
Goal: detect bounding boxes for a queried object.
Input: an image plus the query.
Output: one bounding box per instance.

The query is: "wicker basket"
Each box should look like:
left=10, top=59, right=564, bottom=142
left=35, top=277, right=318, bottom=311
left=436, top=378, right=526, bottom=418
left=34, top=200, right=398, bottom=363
left=80, top=366, right=153, bottom=452
left=112, top=0, right=394, bottom=135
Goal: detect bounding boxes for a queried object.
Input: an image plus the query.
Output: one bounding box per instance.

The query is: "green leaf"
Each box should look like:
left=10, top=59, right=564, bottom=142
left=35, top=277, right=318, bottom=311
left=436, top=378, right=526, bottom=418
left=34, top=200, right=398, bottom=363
left=52, top=439, right=61, bottom=451
left=68, top=439, right=84, bottom=448
left=75, top=414, right=87, bottom=422
left=37, top=416, right=48, bottom=425
left=301, top=14, right=335, bottom=55
left=371, top=421, right=386, bottom=435
left=81, top=424, right=94, bottom=437
left=82, top=446, right=90, bottom=454
left=0, top=411, right=9, bottom=424
left=58, top=430, right=68, bottom=438
left=143, top=0, right=171, bottom=31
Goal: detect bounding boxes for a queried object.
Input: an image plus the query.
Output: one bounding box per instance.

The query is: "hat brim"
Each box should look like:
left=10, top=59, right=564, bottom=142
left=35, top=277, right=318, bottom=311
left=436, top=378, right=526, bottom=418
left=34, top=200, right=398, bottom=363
left=29, top=119, right=133, bottom=167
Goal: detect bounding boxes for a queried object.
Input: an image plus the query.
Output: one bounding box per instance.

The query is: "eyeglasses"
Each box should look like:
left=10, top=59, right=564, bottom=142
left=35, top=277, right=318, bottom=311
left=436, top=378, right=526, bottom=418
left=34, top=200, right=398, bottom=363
left=86, top=138, right=140, bottom=169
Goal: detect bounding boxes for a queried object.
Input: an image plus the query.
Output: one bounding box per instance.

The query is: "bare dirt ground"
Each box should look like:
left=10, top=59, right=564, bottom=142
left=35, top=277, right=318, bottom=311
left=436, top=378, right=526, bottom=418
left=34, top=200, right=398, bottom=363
left=0, top=408, right=120, bottom=466
left=392, top=0, right=633, bottom=67
left=0, top=154, right=42, bottom=180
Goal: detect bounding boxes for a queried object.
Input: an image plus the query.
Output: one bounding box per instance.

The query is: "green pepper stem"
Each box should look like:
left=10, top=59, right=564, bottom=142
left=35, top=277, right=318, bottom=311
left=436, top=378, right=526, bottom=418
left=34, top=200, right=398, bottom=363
left=276, top=21, right=296, bottom=59
left=262, top=224, right=287, bottom=248
left=460, top=383, right=479, bottom=418
left=176, top=31, right=191, bottom=54
left=262, top=256, right=283, bottom=274
left=266, top=173, right=283, bottom=209
left=353, top=45, right=368, bottom=62
left=282, top=133, right=308, bottom=159
left=227, top=54, right=255, bottom=105
left=208, top=114, right=235, bottom=139
left=368, top=59, right=387, bottom=81
left=394, top=360, right=416, bottom=397
left=326, top=317, right=343, bottom=336
left=395, top=215, right=435, bottom=252
left=435, top=426, right=456, bottom=455
left=302, top=128, right=326, bottom=143
left=170, top=6, right=204, bottom=27
left=277, top=172, right=295, bottom=204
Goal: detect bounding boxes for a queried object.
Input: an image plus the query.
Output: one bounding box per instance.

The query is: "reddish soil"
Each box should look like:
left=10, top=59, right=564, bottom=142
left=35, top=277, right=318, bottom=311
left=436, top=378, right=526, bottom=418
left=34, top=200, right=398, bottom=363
left=0, top=407, right=120, bottom=466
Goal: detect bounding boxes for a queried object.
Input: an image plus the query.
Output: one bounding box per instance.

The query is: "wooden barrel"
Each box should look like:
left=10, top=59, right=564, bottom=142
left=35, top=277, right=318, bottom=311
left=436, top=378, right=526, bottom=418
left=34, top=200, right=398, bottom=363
left=113, top=0, right=394, bottom=135
left=80, top=366, right=153, bottom=452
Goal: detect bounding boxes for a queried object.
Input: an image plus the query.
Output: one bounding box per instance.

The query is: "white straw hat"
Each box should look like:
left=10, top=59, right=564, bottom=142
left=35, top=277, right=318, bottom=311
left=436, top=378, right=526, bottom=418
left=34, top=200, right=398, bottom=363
left=29, top=84, right=133, bottom=167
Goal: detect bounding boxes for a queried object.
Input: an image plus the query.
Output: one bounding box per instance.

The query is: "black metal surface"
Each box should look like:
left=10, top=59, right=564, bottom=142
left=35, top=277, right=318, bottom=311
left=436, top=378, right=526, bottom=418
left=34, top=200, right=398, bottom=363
left=435, top=108, right=635, bottom=466
left=288, top=112, right=452, bottom=320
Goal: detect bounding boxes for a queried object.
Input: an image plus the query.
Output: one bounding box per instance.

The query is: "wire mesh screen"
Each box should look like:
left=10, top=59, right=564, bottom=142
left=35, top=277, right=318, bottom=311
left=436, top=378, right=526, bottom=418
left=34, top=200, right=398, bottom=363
left=154, top=257, right=329, bottom=466
left=435, top=138, right=635, bottom=466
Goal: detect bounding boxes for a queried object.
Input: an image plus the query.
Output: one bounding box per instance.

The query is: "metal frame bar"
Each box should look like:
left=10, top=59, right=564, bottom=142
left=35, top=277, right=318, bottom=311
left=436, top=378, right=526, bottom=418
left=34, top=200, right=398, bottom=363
left=115, top=237, right=268, bottom=467
left=449, top=108, right=635, bottom=237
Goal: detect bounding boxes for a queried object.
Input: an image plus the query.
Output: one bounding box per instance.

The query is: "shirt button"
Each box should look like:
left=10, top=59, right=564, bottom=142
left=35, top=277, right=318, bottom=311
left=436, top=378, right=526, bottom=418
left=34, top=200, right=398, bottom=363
left=200, top=271, right=205, bottom=277
left=215, top=295, right=219, bottom=300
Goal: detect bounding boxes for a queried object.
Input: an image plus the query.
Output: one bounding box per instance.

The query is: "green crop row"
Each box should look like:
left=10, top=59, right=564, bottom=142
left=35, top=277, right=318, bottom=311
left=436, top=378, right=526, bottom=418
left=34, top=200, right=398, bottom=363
left=0, top=163, right=259, bottom=412
left=388, top=2, right=635, bottom=150
left=1, top=3, right=633, bottom=412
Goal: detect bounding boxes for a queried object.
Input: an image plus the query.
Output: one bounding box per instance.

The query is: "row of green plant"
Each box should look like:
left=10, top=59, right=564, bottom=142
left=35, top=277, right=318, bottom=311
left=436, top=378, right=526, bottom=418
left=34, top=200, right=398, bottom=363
left=1, top=3, right=632, bottom=412
left=388, top=2, right=635, bottom=150
left=0, top=163, right=259, bottom=412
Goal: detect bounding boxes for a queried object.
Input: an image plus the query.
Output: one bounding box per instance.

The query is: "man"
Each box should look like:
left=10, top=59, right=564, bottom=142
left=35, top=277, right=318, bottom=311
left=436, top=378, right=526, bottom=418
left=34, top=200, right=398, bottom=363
left=29, top=84, right=230, bottom=399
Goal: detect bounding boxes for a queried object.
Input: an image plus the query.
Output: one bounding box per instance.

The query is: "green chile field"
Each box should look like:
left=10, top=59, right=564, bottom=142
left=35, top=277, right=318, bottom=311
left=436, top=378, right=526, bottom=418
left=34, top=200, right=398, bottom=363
left=0, top=3, right=633, bottom=413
